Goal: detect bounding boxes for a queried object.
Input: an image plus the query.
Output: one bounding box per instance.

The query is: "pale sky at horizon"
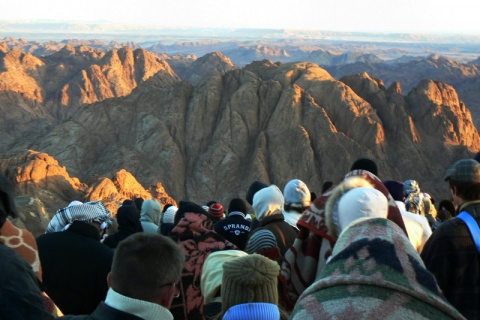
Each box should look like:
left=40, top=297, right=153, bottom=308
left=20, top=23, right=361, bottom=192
left=1, top=0, right=479, bottom=35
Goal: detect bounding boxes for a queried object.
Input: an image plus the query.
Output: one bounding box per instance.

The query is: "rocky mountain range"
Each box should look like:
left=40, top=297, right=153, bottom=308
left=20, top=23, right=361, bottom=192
left=0, top=41, right=479, bottom=236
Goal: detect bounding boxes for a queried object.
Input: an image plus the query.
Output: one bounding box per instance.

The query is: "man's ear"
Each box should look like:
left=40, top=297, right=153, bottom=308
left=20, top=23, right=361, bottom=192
left=107, top=272, right=112, bottom=287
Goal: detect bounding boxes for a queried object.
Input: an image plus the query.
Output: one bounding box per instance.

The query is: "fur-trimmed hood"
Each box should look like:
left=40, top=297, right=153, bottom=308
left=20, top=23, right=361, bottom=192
left=325, top=176, right=374, bottom=238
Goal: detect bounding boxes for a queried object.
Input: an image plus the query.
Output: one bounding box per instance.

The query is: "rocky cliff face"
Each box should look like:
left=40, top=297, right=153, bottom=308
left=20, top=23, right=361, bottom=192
left=3, top=60, right=477, bottom=217
left=1, top=45, right=479, bottom=235
left=326, top=55, right=480, bottom=127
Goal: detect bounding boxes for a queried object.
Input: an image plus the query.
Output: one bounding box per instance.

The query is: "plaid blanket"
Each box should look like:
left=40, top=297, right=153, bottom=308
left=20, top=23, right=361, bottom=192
left=280, top=170, right=407, bottom=309
left=291, top=218, right=464, bottom=319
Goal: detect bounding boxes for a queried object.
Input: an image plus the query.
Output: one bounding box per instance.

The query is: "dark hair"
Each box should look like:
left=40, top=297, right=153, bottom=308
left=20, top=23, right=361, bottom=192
left=0, top=173, right=18, bottom=228
left=350, top=158, right=378, bottom=176
left=448, top=180, right=480, bottom=202
left=110, top=233, right=185, bottom=301
left=206, top=200, right=217, bottom=207
left=284, top=203, right=307, bottom=213
left=438, top=199, right=456, bottom=216
left=133, top=197, right=144, bottom=211
left=437, top=209, right=453, bottom=222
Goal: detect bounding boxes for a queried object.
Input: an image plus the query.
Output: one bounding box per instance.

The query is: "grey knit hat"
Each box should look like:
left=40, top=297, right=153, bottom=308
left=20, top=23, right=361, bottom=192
left=221, top=254, right=280, bottom=311
left=245, top=229, right=278, bottom=254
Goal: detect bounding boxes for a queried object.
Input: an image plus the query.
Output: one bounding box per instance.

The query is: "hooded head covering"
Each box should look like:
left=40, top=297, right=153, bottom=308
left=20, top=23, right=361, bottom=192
left=46, top=201, right=112, bottom=233
left=291, top=218, right=465, bottom=320
left=383, top=180, right=404, bottom=202
left=116, top=205, right=142, bottom=232
left=283, top=179, right=311, bottom=209
left=201, top=250, right=248, bottom=305
left=252, top=185, right=284, bottom=221
left=332, top=186, right=388, bottom=235
left=140, top=199, right=162, bottom=225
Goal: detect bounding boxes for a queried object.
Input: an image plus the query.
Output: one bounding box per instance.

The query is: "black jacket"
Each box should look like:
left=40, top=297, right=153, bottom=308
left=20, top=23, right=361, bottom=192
left=37, top=221, right=114, bottom=315
left=214, top=214, right=251, bottom=250
left=0, top=243, right=53, bottom=320
left=60, top=302, right=143, bottom=320
left=421, top=201, right=480, bottom=319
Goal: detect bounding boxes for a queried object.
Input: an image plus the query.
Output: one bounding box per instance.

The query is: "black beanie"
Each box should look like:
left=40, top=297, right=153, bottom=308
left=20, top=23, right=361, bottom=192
left=383, top=180, right=404, bottom=202
left=246, top=180, right=268, bottom=205
left=228, top=198, right=248, bottom=215
left=350, top=158, right=378, bottom=176
left=174, top=201, right=210, bottom=226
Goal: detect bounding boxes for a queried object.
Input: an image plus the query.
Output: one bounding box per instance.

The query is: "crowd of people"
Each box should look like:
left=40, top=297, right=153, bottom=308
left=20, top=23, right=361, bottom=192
left=1, top=156, right=480, bottom=319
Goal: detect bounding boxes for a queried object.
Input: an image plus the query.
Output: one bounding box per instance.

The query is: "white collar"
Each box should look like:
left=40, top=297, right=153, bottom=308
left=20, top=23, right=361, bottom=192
left=105, top=288, right=173, bottom=320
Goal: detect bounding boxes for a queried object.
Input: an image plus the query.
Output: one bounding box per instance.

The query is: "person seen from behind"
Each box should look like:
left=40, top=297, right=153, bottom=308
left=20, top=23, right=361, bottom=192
left=421, top=158, right=480, bottom=319
left=61, top=232, right=185, bottom=320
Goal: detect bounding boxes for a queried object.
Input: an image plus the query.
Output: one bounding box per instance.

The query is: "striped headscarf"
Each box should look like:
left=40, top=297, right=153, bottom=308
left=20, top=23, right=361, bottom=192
left=46, top=201, right=112, bottom=233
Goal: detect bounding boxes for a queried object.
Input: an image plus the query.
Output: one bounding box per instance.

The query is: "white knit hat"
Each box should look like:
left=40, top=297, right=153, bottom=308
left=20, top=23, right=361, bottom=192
left=162, top=206, right=178, bottom=224
left=333, top=187, right=388, bottom=234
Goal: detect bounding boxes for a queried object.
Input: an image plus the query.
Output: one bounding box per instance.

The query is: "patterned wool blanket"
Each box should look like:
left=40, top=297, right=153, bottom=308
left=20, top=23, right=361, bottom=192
left=291, top=218, right=464, bottom=320
left=169, top=211, right=237, bottom=320
left=279, top=170, right=408, bottom=309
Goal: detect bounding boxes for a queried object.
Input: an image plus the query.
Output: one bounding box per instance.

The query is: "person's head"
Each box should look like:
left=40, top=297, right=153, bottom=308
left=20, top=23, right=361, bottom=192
left=108, top=232, right=185, bottom=308
left=227, top=198, right=248, bottom=216
left=246, top=180, right=268, bottom=205
left=221, top=254, right=280, bottom=312
left=252, top=185, right=284, bottom=221
left=350, top=158, right=378, bottom=176
left=116, top=204, right=142, bottom=232
left=283, top=179, right=311, bottom=213
left=245, top=229, right=281, bottom=262
left=133, top=197, right=144, bottom=212
left=321, top=181, right=333, bottom=193
left=140, top=199, right=162, bottom=225
left=0, top=173, right=18, bottom=229
left=383, top=180, right=404, bottom=202
left=438, top=199, right=456, bottom=216
left=201, top=250, right=248, bottom=306
left=46, top=200, right=112, bottom=233
left=162, top=205, right=178, bottom=224
left=444, top=159, right=480, bottom=204
left=332, top=186, right=389, bottom=236
left=208, top=203, right=225, bottom=220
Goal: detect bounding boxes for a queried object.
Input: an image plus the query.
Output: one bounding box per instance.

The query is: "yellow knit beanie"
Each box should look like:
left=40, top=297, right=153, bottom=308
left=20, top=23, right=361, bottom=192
left=221, top=253, right=280, bottom=311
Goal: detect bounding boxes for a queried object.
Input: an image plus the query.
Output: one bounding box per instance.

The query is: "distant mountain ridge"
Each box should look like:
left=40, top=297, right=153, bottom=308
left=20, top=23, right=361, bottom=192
left=0, top=38, right=479, bottom=235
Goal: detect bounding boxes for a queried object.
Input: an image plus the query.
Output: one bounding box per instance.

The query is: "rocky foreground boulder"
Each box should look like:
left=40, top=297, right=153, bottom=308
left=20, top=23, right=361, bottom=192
left=0, top=150, right=175, bottom=236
